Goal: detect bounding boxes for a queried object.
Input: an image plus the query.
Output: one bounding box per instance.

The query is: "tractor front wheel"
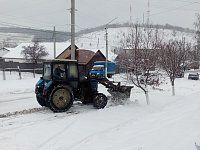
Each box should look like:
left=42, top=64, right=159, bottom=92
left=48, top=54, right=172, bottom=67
left=49, top=86, right=73, bottom=112
left=93, top=93, right=107, bottom=109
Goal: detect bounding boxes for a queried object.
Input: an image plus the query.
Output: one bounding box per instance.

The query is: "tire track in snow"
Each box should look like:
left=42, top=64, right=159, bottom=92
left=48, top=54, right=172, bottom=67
left=0, top=102, right=94, bottom=119
left=0, top=96, right=33, bottom=103
left=65, top=116, right=139, bottom=150
left=0, top=107, right=48, bottom=118
left=36, top=119, right=77, bottom=150
left=0, top=110, right=80, bottom=135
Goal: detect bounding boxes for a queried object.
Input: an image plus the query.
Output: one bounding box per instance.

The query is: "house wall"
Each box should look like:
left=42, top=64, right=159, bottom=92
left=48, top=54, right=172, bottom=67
left=56, top=48, right=71, bottom=59
left=78, top=64, right=87, bottom=78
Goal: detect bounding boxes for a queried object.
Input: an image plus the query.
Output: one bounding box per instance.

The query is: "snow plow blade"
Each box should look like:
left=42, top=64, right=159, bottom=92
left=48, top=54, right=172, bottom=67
left=99, top=79, right=133, bottom=100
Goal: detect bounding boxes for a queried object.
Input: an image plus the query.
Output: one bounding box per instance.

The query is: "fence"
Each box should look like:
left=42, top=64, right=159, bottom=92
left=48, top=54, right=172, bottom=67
left=0, top=57, right=45, bottom=80
left=1, top=67, right=42, bottom=80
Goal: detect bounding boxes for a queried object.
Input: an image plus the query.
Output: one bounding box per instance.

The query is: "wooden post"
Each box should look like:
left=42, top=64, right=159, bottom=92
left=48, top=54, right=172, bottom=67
left=2, top=59, right=6, bottom=80
left=33, top=62, right=36, bottom=78
left=2, top=69, right=6, bottom=80
left=18, top=66, right=22, bottom=80
left=33, top=68, right=36, bottom=78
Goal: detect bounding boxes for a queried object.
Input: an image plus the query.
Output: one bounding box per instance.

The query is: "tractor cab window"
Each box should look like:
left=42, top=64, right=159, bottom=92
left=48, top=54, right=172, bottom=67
left=53, top=64, right=66, bottom=80
left=68, top=63, right=78, bottom=78
left=43, top=64, right=51, bottom=80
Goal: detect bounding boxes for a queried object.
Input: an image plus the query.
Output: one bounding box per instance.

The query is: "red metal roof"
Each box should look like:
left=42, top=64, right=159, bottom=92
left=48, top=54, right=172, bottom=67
left=57, top=48, right=105, bottom=65
left=76, top=49, right=96, bottom=64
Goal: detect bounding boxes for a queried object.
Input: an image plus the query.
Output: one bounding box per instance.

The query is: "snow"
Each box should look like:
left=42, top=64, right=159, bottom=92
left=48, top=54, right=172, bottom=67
left=75, top=27, right=195, bottom=55
left=0, top=71, right=41, bottom=113
left=1, top=70, right=200, bottom=150
left=2, top=27, right=195, bottom=62
left=3, top=42, right=71, bottom=60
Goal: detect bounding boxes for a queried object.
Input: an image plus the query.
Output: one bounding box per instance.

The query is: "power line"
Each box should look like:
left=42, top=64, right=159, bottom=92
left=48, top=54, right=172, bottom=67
left=170, top=0, right=200, bottom=4
left=0, top=0, right=61, bottom=16
left=150, top=1, right=200, bottom=17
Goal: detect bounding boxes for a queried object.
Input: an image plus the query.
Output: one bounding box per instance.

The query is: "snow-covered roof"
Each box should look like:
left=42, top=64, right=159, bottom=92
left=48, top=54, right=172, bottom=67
left=2, top=42, right=117, bottom=62
left=3, top=42, right=71, bottom=60
left=0, top=47, right=11, bottom=57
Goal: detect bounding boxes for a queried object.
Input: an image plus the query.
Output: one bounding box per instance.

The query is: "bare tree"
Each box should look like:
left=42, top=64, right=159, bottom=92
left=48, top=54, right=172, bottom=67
left=158, top=38, right=191, bottom=96
left=21, top=41, right=48, bottom=64
left=192, top=13, right=200, bottom=61
left=118, top=24, right=163, bottom=105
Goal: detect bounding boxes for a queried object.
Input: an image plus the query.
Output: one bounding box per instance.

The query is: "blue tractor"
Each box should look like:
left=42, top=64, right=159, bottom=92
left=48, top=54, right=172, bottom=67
left=35, top=59, right=132, bottom=112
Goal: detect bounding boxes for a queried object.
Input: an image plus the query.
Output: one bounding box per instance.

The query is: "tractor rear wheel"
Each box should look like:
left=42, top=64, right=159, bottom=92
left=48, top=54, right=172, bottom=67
left=93, top=93, right=107, bottom=109
left=36, top=95, right=47, bottom=107
left=49, top=86, right=73, bottom=112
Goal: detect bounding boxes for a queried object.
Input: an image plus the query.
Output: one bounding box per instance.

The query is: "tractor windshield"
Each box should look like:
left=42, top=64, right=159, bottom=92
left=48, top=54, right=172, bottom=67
left=43, top=63, right=51, bottom=80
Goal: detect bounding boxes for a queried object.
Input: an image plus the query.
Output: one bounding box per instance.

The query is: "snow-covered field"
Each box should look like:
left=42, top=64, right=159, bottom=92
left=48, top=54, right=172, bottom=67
left=1, top=71, right=200, bottom=150
left=75, top=27, right=195, bottom=60
left=0, top=33, right=33, bottom=44
left=0, top=71, right=40, bottom=113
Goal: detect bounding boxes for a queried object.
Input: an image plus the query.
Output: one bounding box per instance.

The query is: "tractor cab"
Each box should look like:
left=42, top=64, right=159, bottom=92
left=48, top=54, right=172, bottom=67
left=43, top=59, right=79, bottom=88
left=42, top=59, right=79, bottom=88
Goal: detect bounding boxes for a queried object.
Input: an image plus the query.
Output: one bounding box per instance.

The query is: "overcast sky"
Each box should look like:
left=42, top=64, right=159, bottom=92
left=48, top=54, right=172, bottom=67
left=0, top=0, right=199, bottom=31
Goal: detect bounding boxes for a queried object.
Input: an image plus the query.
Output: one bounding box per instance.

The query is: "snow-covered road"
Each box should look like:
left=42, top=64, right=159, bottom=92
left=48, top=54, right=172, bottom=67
left=0, top=72, right=41, bottom=114
left=1, top=71, right=200, bottom=150
left=1, top=92, right=200, bottom=150
left=0, top=93, right=39, bottom=114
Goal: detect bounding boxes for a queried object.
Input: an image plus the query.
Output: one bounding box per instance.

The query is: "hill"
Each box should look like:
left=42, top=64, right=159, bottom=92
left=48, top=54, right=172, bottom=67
left=0, top=23, right=196, bottom=52
left=0, top=27, right=70, bottom=47
left=74, top=24, right=195, bottom=61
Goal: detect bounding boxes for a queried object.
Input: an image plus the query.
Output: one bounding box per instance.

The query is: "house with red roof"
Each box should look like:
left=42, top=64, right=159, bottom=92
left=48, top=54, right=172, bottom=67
left=56, top=48, right=106, bottom=76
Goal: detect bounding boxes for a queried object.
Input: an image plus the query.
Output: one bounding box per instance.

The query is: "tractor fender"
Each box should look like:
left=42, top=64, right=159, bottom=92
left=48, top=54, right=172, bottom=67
left=43, top=80, right=54, bottom=96
left=35, top=79, right=44, bottom=94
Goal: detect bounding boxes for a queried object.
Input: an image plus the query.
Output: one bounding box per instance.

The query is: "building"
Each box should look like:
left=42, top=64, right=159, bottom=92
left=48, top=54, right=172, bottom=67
left=56, top=49, right=106, bottom=76
left=0, top=42, right=73, bottom=70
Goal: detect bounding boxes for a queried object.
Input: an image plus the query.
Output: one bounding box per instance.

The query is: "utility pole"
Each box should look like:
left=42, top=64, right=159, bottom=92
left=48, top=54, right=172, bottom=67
left=71, top=0, right=75, bottom=60
left=105, top=27, right=108, bottom=77
left=2, top=59, right=6, bottom=80
left=53, top=26, right=56, bottom=59
left=104, top=17, right=117, bottom=78
left=147, top=0, right=150, bottom=25
left=143, top=13, right=145, bottom=25
left=130, top=4, right=132, bottom=25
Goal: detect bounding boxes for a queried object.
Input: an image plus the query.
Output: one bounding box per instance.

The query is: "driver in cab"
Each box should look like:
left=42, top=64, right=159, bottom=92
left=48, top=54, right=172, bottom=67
left=54, top=65, right=65, bottom=79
